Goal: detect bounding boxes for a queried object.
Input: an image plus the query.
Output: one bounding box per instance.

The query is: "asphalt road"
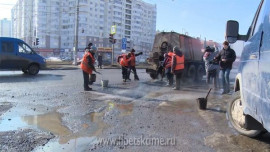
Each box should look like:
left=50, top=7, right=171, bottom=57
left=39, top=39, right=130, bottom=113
left=0, top=69, right=269, bottom=152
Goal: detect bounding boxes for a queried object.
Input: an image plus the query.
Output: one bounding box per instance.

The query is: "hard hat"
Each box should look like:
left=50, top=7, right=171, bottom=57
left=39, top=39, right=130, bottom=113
left=90, top=46, right=97, bottom=53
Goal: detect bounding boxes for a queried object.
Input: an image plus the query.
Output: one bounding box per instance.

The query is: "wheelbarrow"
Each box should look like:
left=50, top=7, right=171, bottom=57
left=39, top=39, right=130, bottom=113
left=197, top=88, right=212, bottom=110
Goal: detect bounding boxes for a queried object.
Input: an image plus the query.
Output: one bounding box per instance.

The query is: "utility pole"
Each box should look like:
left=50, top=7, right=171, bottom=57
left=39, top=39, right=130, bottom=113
left=74, top=0, right=79, bottom=65
left=112, top=43, right=114, bottom=65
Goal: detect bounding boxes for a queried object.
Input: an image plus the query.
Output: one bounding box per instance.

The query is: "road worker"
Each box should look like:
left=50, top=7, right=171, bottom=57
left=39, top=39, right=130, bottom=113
left=81, top=46, right=97, bottom=91
left=171, top=46, right=185, bottom=90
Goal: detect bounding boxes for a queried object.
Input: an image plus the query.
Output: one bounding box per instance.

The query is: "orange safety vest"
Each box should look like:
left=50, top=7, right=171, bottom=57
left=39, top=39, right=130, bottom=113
left=165, top=52, right=174, bottom=68
left=80, top=52, right=95, bottom=74
left=173, top=55, right=185, bottom=70
left=120, top=54, right=130, bottom=67
left=130, top=53, right=136, bottom=66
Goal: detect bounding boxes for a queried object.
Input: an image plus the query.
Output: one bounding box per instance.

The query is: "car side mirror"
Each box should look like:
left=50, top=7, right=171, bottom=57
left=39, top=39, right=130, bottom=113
left=226, top=20, right=239, bottom=43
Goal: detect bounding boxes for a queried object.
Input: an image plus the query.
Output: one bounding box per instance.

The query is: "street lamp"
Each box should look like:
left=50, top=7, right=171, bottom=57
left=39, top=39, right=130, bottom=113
left=73, top=0, right=79, bottom=65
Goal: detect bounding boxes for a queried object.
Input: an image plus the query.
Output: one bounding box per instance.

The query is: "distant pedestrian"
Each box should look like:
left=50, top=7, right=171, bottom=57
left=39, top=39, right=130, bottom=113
left=98, top=53, right=103, bottom=69
left=80, top=46, right=97, bottom=91
left=85, top=42, right=93, bottom=50
left=117, top=53, right=131, bottom=82
left=215, top=41, right=236, bottom=94
left=203, top=46, right=220, bottom=89
left=171, top=46, right=185, bottom=90
left=128, top=49, right=143, bottom=80
left=163, top=50, right=174, bottom=86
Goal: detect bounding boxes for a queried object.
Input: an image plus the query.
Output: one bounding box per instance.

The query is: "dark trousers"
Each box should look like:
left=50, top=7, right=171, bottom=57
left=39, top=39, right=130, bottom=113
left=166, top=67, right=173, bottom=85
left=206, top=69, right=217, bottom=88
left=82, top=70, right=90, bottom=89
left=175, top=71, right=183, bottom=89
left=122, top=66, right=128, bottom=80
left=98, top=61, right=102, bottom=69
left=221, top=68, right=231, bottom=92
left=128, top=66, right=139, bottom=80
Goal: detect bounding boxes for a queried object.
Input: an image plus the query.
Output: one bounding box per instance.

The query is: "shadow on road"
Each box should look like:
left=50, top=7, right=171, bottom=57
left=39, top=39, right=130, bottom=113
left=0, top=73, right=65, bottom=83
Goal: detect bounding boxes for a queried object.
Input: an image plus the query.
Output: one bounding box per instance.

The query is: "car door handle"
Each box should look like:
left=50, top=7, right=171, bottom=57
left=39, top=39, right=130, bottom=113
left=249, top=54, right=257, bottom=60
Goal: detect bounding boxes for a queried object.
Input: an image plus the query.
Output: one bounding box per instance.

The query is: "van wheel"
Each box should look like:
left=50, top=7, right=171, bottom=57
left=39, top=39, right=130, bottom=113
left=28, top=64, right=40, bottom=75
left=227, top=91, right=262, bottom=137
left=22, top=68, right=28, bottom=74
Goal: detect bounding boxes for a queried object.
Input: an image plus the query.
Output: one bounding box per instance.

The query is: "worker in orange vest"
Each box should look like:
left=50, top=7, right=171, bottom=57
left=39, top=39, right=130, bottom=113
left=118, top=52, right=131, bottom=82
left=81, top=46, right=97, bottom=91
left=163, top=50, right=174, bottom=86
left=171, top=46, right=185, bottom=90
left=128, top=49, right=143, bottom=81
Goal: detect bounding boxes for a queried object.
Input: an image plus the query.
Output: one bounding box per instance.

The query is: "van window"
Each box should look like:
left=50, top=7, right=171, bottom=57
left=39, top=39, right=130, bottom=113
left=1, top=41, right=14, bottom=53
left=19, top=43, right=32, bottom=54
left=253, top=0, right=267, bottom=36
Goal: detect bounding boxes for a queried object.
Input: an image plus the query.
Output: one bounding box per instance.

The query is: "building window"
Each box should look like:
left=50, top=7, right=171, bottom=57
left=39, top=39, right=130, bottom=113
left=125, top=31, right=130, bottom=35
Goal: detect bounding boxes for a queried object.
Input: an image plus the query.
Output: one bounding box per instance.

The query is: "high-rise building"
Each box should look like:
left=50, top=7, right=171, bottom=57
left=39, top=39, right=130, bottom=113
left=12, top=0, right=156, bottom=60
left=0, top=18, right=12, bottom=37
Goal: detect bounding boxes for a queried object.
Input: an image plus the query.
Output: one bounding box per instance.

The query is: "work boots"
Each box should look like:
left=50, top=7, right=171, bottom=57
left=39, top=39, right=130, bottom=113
left=134, top=75, right=139, bottom=81
left=84, top=87, right=92, bottom=91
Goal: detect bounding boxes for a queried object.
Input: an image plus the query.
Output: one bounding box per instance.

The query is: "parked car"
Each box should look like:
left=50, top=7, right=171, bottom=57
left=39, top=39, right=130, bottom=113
left=226, top=0, right=270, bottom=137
left=0, top=37, right=46, bottom=75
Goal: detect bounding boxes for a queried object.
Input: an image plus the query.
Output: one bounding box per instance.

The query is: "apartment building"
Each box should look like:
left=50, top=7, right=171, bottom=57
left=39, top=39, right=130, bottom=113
left=12, top=0, right=156, bottom=60
left=0, top=18, right=12, bottom=37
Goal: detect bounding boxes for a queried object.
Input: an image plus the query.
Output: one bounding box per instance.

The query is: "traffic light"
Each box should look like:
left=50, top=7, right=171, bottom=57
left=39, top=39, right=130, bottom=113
left=109, top=34, right=114, bottom=43
left=35, top=38, right=39, bottom=46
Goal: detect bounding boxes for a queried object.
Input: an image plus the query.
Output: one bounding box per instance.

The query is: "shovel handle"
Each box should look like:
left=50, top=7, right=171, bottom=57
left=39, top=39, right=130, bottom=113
left=205, top=88, right=212, bottom=99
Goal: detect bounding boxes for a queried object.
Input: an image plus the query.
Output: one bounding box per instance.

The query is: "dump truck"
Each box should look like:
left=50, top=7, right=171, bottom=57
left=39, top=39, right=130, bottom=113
left=146, top=32, right=205, bottom=81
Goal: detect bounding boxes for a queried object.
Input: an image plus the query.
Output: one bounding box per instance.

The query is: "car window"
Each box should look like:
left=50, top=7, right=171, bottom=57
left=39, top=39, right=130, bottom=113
left=252, top=0, right=267, bottom=36
left=1, top=41, right=14, bottom=53
left=19, top=43, right=32, bottom=54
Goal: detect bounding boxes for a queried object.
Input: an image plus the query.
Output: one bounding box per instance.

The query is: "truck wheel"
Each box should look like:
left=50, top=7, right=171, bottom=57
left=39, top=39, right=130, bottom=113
left=28, top=64, right=40, bottom=75
left=22, top=68, right=28, bottom=74
left=187, top=65, right=196, bottom=81
left=227, top=91, right=262, bottom=137
left=196, top=65, right=204, bottom=81
left=150, top=73, right=157, bottom=79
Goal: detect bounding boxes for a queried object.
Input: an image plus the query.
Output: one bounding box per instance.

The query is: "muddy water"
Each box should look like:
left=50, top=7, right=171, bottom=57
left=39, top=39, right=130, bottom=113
left=157, top=100, right=195, bottom=114
left=2, top=101, right=135, bottom=151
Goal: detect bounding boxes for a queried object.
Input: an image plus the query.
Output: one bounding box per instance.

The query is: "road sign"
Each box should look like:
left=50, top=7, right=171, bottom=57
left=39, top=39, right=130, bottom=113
left=111, top=25, right=116, bottom=35
left=122, top=38, right=127, bottom=50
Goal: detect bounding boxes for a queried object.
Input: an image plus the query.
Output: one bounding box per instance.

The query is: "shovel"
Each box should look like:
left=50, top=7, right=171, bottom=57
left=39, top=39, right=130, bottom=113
left=197, top=88, right=212, bottom=110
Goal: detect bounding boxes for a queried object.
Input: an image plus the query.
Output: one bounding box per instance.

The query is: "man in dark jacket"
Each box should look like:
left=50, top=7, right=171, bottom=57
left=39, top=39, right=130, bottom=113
left=97, top=53, right=103, bottom=69
left=215, top=41, right=236, bottom=94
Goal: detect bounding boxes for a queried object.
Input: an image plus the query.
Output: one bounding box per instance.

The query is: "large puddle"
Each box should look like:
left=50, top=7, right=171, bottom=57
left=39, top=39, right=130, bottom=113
left=0, top=101, right=134, bottom=151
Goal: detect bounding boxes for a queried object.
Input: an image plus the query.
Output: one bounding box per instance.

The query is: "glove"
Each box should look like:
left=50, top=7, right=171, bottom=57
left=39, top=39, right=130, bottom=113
left=139, top=52, right=143, bottom=55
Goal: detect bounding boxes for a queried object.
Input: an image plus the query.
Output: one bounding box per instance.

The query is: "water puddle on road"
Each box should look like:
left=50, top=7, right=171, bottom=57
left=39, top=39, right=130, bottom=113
left=116, top=103, right=134, bottom=116
left=0, top=111, right=106, bottom=143
left=0, top=101, right=134, bottom=151
left=157, top=100, right=195, bottom=114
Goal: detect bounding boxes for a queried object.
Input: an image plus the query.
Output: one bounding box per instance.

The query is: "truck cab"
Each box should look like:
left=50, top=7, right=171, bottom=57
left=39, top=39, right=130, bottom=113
left=0, top=37, right=46, bottom=75
left=226, top=0, right=270, bottom=137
